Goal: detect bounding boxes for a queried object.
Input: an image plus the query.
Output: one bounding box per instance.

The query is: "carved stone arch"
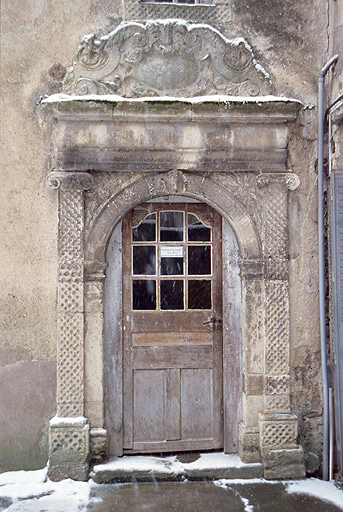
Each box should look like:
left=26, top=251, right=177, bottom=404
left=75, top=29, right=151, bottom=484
left=85, top=170, right=262, bottom=266
left=82, top=169, right=263, bottom=463
left=97, top=173, right=246, bottom=458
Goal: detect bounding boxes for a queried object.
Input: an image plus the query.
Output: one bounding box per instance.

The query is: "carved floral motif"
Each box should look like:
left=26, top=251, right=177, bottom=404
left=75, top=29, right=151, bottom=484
left=63, top=21, right=272, bottom=97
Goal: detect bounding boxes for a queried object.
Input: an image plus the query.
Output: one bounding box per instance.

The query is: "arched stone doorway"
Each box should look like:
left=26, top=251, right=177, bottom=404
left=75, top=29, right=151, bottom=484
left=43, top=20, right=305, bottom=481
left=104, top=194, right=242, bottom=457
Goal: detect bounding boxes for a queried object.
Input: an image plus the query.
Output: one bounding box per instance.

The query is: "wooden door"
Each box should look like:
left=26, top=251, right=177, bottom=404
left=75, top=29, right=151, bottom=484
left=122, top=203, right=223, bottom=452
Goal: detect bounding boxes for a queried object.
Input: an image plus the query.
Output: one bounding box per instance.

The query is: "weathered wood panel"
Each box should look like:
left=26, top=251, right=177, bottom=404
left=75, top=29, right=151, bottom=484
left=132, top=331, right=213, bottom=346
left=181, top=369, right=212, bottom=439
left=165, top=368, right=181, bottom=441
left=132, top=346, right=213, bottom=369
left=133, top=370, right=165, bottom=442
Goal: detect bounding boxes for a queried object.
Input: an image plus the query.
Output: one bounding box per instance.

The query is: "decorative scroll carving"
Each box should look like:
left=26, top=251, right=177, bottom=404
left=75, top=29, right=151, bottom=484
left=48, top=171, right=93, bottom=191
left=256, top=172, right=300, bottom=191
left=63, top=21, right=272, bottom=98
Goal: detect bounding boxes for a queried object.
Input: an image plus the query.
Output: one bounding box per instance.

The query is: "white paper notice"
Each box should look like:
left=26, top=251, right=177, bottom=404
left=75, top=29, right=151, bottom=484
left=160, top=246, right=184, bottom=258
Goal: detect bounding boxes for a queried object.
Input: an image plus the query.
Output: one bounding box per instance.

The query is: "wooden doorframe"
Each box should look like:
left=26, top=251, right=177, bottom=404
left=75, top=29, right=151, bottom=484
left=104, top=199, right=242, bottom=457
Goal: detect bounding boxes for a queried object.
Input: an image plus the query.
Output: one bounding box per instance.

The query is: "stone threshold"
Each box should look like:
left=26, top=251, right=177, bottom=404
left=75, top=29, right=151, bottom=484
left=91, top=452, right=263, bottom=484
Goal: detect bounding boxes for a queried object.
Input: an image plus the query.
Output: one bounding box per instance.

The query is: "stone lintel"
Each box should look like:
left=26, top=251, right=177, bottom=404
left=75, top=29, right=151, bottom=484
left=56, top=147, right=288, bottom=173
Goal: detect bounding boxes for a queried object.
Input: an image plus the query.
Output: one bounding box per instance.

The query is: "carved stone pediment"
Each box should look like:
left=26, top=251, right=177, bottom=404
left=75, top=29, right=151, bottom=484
left=63, top=20, right=272, bottom=97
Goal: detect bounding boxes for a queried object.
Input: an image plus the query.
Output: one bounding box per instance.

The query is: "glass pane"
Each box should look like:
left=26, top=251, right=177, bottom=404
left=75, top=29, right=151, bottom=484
left=132, top=214, right=156, bottom=241
left=133, top=280, right=156, bottom=310
left=188, top=214, right=211, bottom=241
left=161, top=257, right=183, bottom=275
left=133, top=246, right=156, bottom=275
left=188, top=280, right=211, bottom=309
left=161, top=280, right=184, bottom=310
left=160, top=211, right=183, bottom=241
left=188, top=246, right=211, bottom=275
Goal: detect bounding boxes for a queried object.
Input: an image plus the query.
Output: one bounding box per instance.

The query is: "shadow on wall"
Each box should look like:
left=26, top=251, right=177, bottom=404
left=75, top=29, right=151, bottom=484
left=0, top=361, right=56, bottom=471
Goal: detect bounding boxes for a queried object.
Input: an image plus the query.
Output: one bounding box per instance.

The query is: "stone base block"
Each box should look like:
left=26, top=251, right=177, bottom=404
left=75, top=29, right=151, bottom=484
left=262, top=447, right=306, bottom=480
left=48, top=461, right=89, bottom=482
left=259, top=412, right=299, bottom=451
left=238, top=424, right=261, bottom=463
left=48, top=416, right=90, bottom=481
left=90, top=428, right=107, bottom=462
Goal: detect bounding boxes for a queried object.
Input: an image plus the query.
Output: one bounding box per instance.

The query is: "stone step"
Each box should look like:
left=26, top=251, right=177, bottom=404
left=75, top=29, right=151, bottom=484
left=92, top=452, right=263, bottom=484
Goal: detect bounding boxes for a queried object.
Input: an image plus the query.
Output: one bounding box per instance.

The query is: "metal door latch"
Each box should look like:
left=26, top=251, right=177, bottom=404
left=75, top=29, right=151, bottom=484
left=203, top=317, right=223, bottom=330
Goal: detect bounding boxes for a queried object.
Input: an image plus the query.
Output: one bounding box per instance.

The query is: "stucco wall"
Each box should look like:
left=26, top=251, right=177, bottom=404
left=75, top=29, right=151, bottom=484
left=0, top=0, right=329, bottom=470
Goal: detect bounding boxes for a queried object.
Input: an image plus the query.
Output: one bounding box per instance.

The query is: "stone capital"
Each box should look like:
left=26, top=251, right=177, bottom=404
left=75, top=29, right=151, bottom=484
left=47, top=171, right=94, bottom=191
left=239, top=260, right=264, bottom=278
left=84, top=260, right=108, bottom=282
left=256, top=172, right=300, bottom=191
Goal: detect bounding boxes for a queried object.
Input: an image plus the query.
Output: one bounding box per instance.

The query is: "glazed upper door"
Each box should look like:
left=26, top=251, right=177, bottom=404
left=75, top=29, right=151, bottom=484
left=122, top=203, right=223, bottom=452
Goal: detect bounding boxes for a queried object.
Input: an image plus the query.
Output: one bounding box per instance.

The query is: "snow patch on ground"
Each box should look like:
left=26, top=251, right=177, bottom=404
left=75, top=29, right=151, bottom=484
left=93, top=452, right=260, bottom=475
left=182, top=452, right=260, bottom=470
left=285, top=478, right=343, bottom=510
left=214, top=478, right=269, bottom=488
left=215, top=477, right=343, bottom=510
left=93, top=455, right=184, bottom=474
left=241, top=496, right=254, bottom=512
left=0, top=468, right=97, bottom=512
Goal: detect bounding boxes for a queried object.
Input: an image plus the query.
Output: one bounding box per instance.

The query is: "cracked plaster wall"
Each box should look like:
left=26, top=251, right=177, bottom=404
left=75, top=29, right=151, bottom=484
left=1, top=0, right=329, bottom=470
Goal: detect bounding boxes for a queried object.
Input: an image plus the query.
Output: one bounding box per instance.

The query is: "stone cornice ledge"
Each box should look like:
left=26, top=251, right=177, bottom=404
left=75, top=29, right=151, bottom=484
left=41, top=94, right=304, bottom=123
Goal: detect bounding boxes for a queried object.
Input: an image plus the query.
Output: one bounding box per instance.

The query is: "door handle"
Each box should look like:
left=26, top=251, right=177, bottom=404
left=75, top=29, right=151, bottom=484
left=203, top=317, right=223, bottom=330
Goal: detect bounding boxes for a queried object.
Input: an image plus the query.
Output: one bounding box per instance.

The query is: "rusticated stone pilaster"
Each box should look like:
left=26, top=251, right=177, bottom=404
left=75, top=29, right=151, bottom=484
left=256, top=172, right=304, bottom=478
left=47, top=171, right=93, bottom=481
